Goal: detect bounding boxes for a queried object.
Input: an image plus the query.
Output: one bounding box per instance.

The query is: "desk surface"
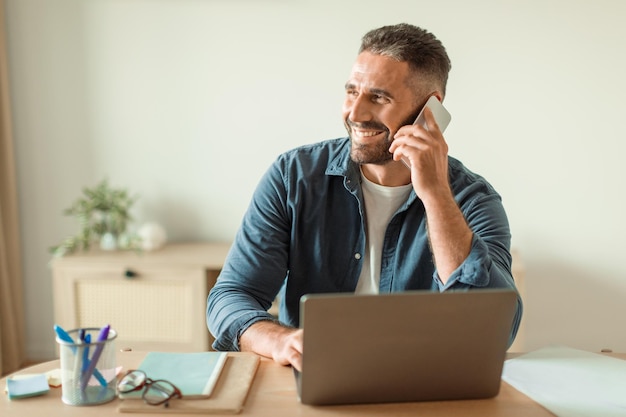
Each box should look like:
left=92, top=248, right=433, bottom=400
left=5, top=350, right=613, bottom=416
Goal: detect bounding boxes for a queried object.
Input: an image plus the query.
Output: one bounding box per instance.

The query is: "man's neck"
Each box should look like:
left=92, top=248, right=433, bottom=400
left=360, top=161, right=412, bottom=187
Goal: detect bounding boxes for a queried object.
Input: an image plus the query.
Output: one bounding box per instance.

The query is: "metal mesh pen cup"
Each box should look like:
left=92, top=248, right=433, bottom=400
left=56, top=327, right=118, bottom=406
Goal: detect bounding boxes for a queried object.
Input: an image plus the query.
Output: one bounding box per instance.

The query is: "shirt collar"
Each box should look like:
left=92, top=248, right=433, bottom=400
left=324, top=137, right=418, bottom=206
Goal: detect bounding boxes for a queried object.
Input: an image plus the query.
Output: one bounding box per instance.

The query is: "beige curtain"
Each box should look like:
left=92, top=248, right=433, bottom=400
left=0, top=0, right=26, bottom=376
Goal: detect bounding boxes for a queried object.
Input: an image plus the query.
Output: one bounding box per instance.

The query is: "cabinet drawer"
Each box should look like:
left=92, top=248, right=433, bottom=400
left=53, top=265, right=209, bottom=352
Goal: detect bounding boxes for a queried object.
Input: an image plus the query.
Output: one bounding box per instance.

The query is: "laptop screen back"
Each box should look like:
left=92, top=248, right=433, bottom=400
left=295, top=289, right=518, bottom=406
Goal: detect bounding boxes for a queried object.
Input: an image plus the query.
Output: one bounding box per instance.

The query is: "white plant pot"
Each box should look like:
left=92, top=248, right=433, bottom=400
left=100, top=232, right=118, bottom=251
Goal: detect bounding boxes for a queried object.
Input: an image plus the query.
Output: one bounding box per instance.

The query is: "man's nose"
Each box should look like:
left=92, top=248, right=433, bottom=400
left=346, top=95, right=373, bottom=123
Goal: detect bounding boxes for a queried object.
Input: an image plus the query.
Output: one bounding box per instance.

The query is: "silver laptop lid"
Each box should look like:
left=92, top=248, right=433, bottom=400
left=295, top=289, right=518, bottom=405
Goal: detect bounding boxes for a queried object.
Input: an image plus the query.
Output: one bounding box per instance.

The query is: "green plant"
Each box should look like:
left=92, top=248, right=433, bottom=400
left=50, top=179, right=141, bottom=257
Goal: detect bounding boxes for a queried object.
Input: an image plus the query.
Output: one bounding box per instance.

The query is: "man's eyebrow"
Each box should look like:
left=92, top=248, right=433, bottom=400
left=369, top=87, right=394, bottom=100
left=344, top=83, right=395, bottom=100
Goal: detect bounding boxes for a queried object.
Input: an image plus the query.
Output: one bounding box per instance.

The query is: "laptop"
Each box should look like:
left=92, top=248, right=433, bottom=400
left=294, top=289, right=518, bottom=406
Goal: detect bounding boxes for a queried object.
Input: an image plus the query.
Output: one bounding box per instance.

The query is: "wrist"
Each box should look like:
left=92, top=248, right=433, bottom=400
left=239, top=320, right=292, bottom=355
left=420, top=186, right=456, bottom=213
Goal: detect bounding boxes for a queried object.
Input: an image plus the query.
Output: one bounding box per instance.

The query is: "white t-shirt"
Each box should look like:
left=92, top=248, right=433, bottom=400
left=355, top=170, right=412, bottom=294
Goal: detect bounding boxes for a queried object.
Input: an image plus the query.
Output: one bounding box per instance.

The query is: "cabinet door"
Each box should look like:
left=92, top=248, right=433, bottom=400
left=53, top=265, right=209, bottom=352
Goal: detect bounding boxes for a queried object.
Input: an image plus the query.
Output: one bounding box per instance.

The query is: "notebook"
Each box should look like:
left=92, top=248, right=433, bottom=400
left=121, top=351, right=228, bottom=399
left=118, top=353, right=260, bottom=414
left=294, top=289, right=518, bottom=405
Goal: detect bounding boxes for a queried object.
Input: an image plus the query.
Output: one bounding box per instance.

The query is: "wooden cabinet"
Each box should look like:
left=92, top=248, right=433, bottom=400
left=51, top=243, right=231, bottom=352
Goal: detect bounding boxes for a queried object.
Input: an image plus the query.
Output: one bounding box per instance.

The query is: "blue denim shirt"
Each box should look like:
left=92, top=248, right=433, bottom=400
left=207, top=137, right=522, bottom=351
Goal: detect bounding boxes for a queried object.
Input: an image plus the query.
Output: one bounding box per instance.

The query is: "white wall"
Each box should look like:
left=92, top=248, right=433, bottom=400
left=5, top=0, right=626, bottom=360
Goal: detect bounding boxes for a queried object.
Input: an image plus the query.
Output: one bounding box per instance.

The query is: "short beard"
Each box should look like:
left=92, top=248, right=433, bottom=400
left=346, top=109, right=421, bottom=166
left=347, top=121, right=393, bottom=165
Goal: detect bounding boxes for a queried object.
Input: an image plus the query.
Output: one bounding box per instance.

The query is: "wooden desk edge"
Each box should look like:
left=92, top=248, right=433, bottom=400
left=3, top=351, right=625, bottom=416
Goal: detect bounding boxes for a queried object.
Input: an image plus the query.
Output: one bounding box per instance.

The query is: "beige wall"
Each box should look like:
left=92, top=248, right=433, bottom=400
left=5, top=0, right=626, bottom=359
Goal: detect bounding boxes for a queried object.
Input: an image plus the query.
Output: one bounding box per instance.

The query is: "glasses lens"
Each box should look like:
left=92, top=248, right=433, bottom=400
left=143, top=380, right=178, bottom=405
left=118, top=371, right=146, bottom=393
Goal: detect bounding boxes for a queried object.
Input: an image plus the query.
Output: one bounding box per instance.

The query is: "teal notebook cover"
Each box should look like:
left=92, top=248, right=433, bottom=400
left=135, top=352, right=228, bottom=399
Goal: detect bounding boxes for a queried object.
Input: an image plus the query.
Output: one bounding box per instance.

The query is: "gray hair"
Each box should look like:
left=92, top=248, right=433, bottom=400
left=359, top=23, right=451, bottom=96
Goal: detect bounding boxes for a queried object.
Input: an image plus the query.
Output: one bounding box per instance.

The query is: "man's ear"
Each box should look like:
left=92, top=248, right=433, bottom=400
left=432, top=91, right=444, bottom=102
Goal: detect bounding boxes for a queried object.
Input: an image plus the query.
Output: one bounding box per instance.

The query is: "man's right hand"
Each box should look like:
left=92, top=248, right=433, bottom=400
left=239, top=320, right=303, bottom=371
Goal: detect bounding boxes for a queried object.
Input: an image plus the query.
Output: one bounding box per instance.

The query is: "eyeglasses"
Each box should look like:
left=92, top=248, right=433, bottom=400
left=117, top=370, right=182, bottom=407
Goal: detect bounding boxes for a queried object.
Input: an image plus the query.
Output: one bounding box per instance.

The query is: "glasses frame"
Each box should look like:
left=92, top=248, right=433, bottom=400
left=117, top=369, right=183, bottom=407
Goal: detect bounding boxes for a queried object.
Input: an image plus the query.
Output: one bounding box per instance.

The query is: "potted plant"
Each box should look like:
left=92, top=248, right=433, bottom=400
left=50, top=179, right=141, bottom=257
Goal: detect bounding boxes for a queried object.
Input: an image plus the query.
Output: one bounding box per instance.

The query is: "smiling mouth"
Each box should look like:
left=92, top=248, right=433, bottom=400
left=351, top=128, right=385, bottom=139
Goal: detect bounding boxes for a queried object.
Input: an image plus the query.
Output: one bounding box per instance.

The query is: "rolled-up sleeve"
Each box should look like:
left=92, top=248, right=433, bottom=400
left=433, top=190, right=523, bottom=347
left=207, top=161, right=290, bottom=351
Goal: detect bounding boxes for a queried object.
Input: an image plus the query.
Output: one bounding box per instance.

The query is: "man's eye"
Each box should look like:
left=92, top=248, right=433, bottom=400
left=372, top=95, right=389, bottom=104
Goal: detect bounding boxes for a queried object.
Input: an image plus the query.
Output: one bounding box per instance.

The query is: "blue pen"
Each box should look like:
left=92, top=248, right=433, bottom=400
left=82, top=333, right=107, bottom=387
left=54, top=325, right=106, bottom=387
left=80, top=324, right=110, bottom=391
left=54, top=324, right=77, bottom=354
left=78, top=329, right=88, bottom=376
left=81, top=333, right=90, bottom=373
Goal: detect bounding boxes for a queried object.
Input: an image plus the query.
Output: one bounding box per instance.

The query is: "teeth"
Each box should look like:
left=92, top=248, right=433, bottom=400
left=354, top=130, right=380, bottom=137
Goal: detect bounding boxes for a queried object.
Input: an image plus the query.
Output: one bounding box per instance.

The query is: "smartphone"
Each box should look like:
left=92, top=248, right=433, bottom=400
left=413, top=95, right=451, bottom=131
left=401, top=95, right=452, bottom=168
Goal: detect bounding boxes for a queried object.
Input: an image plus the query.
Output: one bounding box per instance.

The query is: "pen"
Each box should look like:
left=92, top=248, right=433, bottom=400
left=81, top=333, right=90, bottom=373
left=54, top=324, right=77, bottom=354
left=80, top=324, right=110, bottom=391
left=54, top=325, right=106, bottom=388
left=78, top=329, right=87, bottom=373
left=58, top=325, right=83, bottom=392
left=82, top=333, right=107, bottom=387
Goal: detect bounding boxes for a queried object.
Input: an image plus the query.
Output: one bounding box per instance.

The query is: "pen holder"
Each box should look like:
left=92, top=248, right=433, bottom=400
left=56, top=327, right=118, bottom=406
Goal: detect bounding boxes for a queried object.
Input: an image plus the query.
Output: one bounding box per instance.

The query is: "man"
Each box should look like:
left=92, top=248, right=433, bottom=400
left=207, top=23, right=522, bottom=372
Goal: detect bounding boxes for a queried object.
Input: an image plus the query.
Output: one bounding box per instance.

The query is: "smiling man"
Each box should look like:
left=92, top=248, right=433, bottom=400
left=207, top=23, right=522, bottom=371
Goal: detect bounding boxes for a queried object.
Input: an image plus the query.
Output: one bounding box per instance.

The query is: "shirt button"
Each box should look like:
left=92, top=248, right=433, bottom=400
left=354, top=253, right=361, bottom=260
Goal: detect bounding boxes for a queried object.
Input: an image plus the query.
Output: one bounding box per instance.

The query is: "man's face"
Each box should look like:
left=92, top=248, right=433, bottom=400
left=343, top=52, right=423, bottom=165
